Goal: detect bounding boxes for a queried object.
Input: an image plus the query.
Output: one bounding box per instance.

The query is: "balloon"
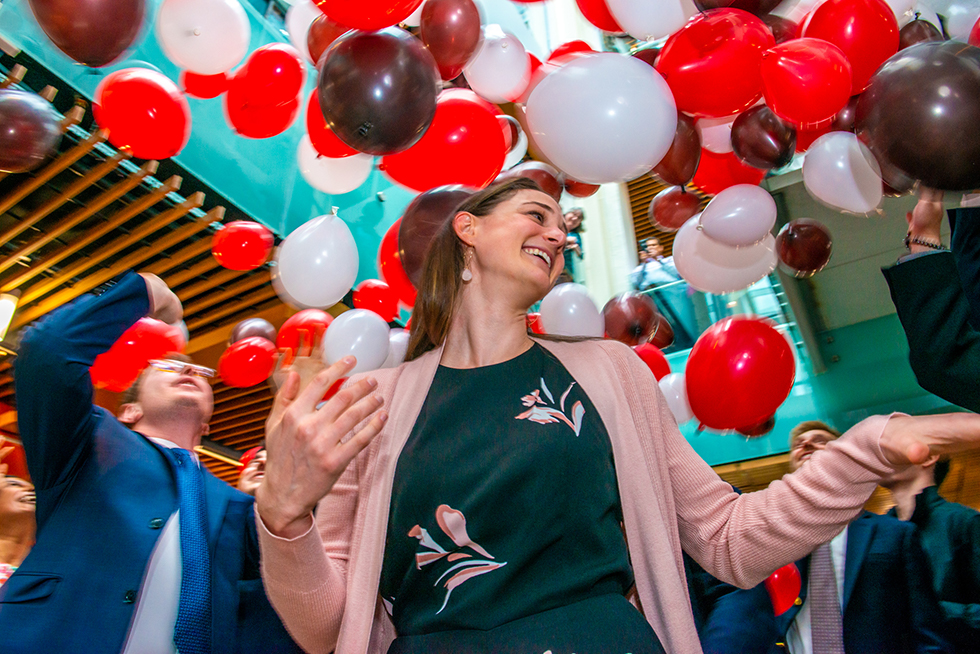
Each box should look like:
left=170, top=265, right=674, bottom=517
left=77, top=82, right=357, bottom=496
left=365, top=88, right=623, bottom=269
left=736, top=415, right=776, bottom=436
left=211, top=221, right=274, bottom=271
left=308, top=14, right=350, bottom=65
left=0, top=90, right=62, bottom=174
left=548, top=41, right=595, bottom=65
left=657, top=10, right=775, bottom=118
left=576, top=0, right=626, bottom=32
left=497, top=161, right=564, bottom=203
left=93, top=69, right=191, bottom=160
left=564, top=178, right=601, bottom=198
left=381, top=328, right=410, bottom=368
left=225, top=78, right=300, bottom=139
left=802, top=132, right=883, bottom=213
left=765, top=563, right=803, bottom=615
left=731, top=105, right=797, bottom=170
left=28, top=0, right=145, bottom=67
left=672, top=215, right=777, bottom=294
left=323, top=309, right=391, bottom=375
left=499, top=115, right=520, bottom=153
left=761, top=38, right=853, bottom=126
left=314, top=0, right=424, bottom=30
left=230, top=318, right=277, bottom=346
left=503, top=125, right=529, bottom=170
left=286, top=0, right=323, bottom=63
left=775, top=218, right=833, bottom=277
left=181, top=71, right=229, bottom=99
left=830, top=95, right=860, bottom=132
left=972, top=15, right=980, bottom=46
left=632, top=45, right=662, bottom=68
left=659, top=373, right=695, bottom=423
left=404, top=1, right=426, bottom=26
left=276, top=210, right=359, bottom=308
left=90, top=348, right=144, bottom=393
left=696, top=115, right=737, bottom=155
left=943, top=1, right=980, bottom=40
left=539, top=283, right=605, bottom=338
left=238, top=44, right=306, bottom=109
left=297, top=136, right=374, bottom=194
left=699, top=184, right=777, bottom=247
left=156, top=0, right=249, bottom=75
left=685, top=316, right=795, bottom=430
left=762, top=14, right=799, bottom=43
left=633, top=343, right=671, bottom=380
left=603, top=293, right=662, bottom=346
left=606, top=0, right=687, bottom=40
left=692, top=150, right=766, bottom=196
left=277, top=309, right=333, bottom=352
left=648, top=186, right=701, bottom=232
left=90, top=318, right=186, bottom=392
left=650, top=314, right=676, bottom=349
left=381, top=89, right=506, bottom=192
left=379, top=220, right=418, bottom=307
left=526, top=312, right=546, bottom=334
left=527, top=53, right=678, bottom=184
left=398, top=185, right=475, bottom=286
left=652, top=113, right=701, bottom=186
left=463, top=25, right=532, bottom=103
left=795, top=121, right=833, bottom=153
left=695, top=0, right=782, bottom=15
left=318, top=29, right=439, bottom=155
left=353, top=280, right=400, bottom=322
left=855, top=41, right=980, bottom=191
left=802, top=0, right=900, bottom=94
left=219, top=337, right=277, bottom=388
left=306, top=92, right=358, bottom=159
left=900, top=18, right=944, bottom=48
left=421, top=0, right=483, bottom=81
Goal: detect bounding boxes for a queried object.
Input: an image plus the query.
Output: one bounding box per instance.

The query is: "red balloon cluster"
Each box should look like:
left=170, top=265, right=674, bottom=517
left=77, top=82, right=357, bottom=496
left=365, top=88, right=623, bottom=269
left=692, top=150, right=766, bottom=196
left=353, top=279, right=400, bottom=322
left=315, top=0, right=423, bottom=30
left=219, top=337, right=277, bottom=388
left=277, top=309, right=333, bottom=354
left=225, top=44, right=305, bottom=139
left=212, top=221, right=274, bottom=271
left=90, top=318, right=187, bottom=392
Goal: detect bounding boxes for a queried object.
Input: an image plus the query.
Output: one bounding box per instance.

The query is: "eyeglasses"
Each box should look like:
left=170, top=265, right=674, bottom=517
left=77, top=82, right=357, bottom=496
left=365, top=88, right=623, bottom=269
left=148, top=359, right=215, bottom=379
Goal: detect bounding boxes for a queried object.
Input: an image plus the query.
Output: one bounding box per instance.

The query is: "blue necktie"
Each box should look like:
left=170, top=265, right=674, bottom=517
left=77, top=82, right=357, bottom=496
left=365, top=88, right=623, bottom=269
left=172, top=448, right=212, bottom=654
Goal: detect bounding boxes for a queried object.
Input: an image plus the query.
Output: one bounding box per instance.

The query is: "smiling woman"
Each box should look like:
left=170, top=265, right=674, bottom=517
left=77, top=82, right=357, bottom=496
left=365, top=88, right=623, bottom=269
left=0, top=466, right=35, bottom=588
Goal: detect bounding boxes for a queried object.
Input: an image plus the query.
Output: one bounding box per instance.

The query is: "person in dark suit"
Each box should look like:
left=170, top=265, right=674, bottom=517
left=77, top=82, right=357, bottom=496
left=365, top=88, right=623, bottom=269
left=0, top=271, right=302, bottom=654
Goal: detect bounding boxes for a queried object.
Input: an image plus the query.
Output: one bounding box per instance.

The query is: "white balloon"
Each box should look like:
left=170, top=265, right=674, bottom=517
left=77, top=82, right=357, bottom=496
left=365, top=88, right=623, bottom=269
left=503, top=124, right=528, bottom=170
left=463, top=25, right=532, bottom=104
left=324, top=309, right=391, bottom=375
left=526, top=53, right=677, bottom=184
left=802, top=132, right=883, bottom=214
left=606, top=0, right=687, bottom=40
left=381, top=328, right=410, bottom=368
left=945, top=1, right=980, bottom=39
left=898, top=4, right=941, bottom=27
left=696, top=115, right=736, bottom=154
left=659, top=373, right=694, bottom=424
left=277, top=211, right=359, bottom=309
left=404, top=0, right=427, bottom=26
left=156, top=0, right=250, bottom=75
left=673, top=216, right=777, bottom=294
left=286, top=0, right=321, bottom=64
left=297, top=136, right=374, bottom=195
left=886, top=0, right=918, bottom=20
left=539, top=283, right=605, bottom=338
left=699, top=184, right=777, bottom=247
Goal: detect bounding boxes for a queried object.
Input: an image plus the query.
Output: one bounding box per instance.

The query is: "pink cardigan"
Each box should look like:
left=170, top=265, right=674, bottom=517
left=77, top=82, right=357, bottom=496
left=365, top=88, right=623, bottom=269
left=258, top=338, right=901, bottom=654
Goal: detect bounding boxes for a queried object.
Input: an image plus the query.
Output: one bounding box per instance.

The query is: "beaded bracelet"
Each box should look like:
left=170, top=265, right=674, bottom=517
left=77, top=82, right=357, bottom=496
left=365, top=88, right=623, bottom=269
left=904, top=232, right=948, bottom=251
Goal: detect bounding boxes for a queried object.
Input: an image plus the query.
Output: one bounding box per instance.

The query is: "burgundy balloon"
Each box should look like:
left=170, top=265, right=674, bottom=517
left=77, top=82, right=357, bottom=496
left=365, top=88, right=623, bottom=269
left=308, top=14, right=350, bottom=65
left=652, top=113, right=701, bottom=186
left=230, top=318, right=278, bottom=346
left=694, top=0, right=782, bottom=16
left=775, top=219, right=833, bottom=278
left=899, top=20, right=944, bottom=50
left=762, top=14, right=799, bottom=44
left=399, top=185, right=476, bottom=286
left=564, top=178, right=600, bottom=198
left=650, top=314, right=676, bottom=349
left=0, top=90, right=62, bottom=173
left=421, top=0, right=482, bottom=81
left=602, top=293, right=663, bottom=347
left=318, top=28, right=440, bottom=155
left=731, top=105, right=797, bottom=170
left=632, top=45, right=662, bottom=68
left=736, top=415, right=776, bottom=437
left=831, top=95, right=860, bottom=132
left=29, top=0, right=145, bottom=67
left=648, top=186, right=701, bottom=231
left=498, top=114, right=520, bottom=152
left=498, top=161, right=564, bottom=202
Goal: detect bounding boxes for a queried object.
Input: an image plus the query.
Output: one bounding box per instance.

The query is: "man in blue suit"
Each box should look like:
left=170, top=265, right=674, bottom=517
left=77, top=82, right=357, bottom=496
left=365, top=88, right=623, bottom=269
left=0, top=271, right=301, bottom=654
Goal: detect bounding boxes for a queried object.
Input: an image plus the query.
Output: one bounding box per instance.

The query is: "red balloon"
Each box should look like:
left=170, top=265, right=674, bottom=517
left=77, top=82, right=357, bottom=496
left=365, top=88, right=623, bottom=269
left=211, top=221, right=275, bottom=271
left=90, top=318, right=187, bottom=392
left=971, top=16, right=980, bottom=46
left=322, top=376, right=348, bottom=403
left=225, top=73, right=301, bottom=139
left=516, top=54, right=556, bottom=104
left=795, top=121, right=833, bottom=152
left=760, top=38, right=853, bottom=126
left=802, top=0, right=899, bottom=94
left=306, top=91, right=358, bottom=158
left=736, top=415, right=776, bottom=436
left=685, top=317, right=796, bottom=430
left=181, top=71, right=229, bottom=99
left=308, top=14, right=350, bottom=65
left=652, top=113, right=702, bottom=186
left=93, top=68, right=191, bottom=160
left=381, top=89, right=505, bottom=192
left=90, top=348, right=143, bottom=393
left=421, top=0, right=482, bottom=81
left=657, top=9, right=776, bottom=118
left=575, top=0, right=625, bottom=32
left=649, top=186, right=701, bottom=231
left=548, top=40, right=595, bottom=65
left=238, top=43, right=306, bottom=109
left=564, top=178, right=600, bottom=197
left=498, top=114, right=519, bottom=152
left=353, top=279, right=399, bottom=322
left=314, top=0, right=424, bottom=30
left=692, top=149, right=766, bottom=196
left=498, top=161, right=564, bottom=203
left=526, top=312, right=546, bottom=334
left=379, top=219, right=418, bottom=307
left=765, top=563, right=802, bottom=615
left=219, top=337, right=277, bottom=388
left=633, top=343, right=671, bottom=381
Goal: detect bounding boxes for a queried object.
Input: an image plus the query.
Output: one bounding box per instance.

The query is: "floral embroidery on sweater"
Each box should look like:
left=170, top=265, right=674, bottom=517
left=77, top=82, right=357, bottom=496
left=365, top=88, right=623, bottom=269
left=515, top=377, right=585, bottom=436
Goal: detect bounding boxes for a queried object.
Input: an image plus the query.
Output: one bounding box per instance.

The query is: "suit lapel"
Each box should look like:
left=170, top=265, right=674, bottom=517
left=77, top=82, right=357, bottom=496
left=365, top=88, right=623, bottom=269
left=843, top=514, right=875, bottom=611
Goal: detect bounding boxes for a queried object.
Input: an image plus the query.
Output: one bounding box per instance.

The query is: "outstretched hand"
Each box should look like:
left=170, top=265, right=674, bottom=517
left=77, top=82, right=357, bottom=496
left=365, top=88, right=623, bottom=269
left=879, top=413, right=980, bottom=467
left=257, top=356, right=387, bottom=539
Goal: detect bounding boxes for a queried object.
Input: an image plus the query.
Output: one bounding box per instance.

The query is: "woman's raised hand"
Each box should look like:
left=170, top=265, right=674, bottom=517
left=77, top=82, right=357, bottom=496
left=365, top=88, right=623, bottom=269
left=257, top=356, right=387, bottom=539
left=879, top=413, right=980, bottom=467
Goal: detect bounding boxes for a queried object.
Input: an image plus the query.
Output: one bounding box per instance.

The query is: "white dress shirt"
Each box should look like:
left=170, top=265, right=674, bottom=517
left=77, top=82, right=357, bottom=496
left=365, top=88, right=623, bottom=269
left=786, top=527, right=849, bottom=654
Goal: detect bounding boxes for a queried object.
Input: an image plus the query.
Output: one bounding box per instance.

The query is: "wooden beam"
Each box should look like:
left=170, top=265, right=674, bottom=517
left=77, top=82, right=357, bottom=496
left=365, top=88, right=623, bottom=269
left=186, top=303, right=291, bottom=354
left=145, top=238, right=214, bottom=282
left=176, top=268, right=243, bottom=305
left=181, top=272, right=270, bottom=316
left=185, top=286, right=278, bottom=333
left=162, top=256, right=220, bottom=290
left=0, top=64, right=25, bottom=89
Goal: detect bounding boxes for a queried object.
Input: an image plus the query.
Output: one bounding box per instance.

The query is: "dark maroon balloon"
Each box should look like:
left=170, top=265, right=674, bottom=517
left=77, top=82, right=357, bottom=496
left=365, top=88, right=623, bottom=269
left=421, top=0, right=482, bottom=81
left=498, top=161, right=564, bottom=202
left=632, top=45, right=662, bottom=68
left=762, top=14, right=799, bottom=44
left=855, top=41, right=980, bottom=191
left=650, top=314, right=676, bottom=349
left=230, top=318, right=278, bottom=346
left=775, top=219, right=833, bottom=278
left=652, top=112, right=701, bottom=186
left=0, top=90, right=62, bottom=174
left=308, top=14, right=350, bottom=65
left=831, top=95, right=860, bottom=132
left=564, top=178, right=600, bottom=197
left=694, top=0, right=782, bottom=16
left=731, top=105, right=797, bottom=170
left=318, top=28, right=440, bottom=155
left=399, top=185, right=475, bottom=286
left=736, top=414, right=776, bottom=437
left=29, top=0, right=145, bottom=67
left=603, top=293, right=663, bottom=346
left=899, top=19, right=944, bottom=50
left=648, top=186, right=701, bottom=231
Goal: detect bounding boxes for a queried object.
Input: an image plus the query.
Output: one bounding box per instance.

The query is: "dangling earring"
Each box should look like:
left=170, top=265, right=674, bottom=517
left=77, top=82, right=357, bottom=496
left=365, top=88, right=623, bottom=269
left=461, top=248, right=473, bottom=282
